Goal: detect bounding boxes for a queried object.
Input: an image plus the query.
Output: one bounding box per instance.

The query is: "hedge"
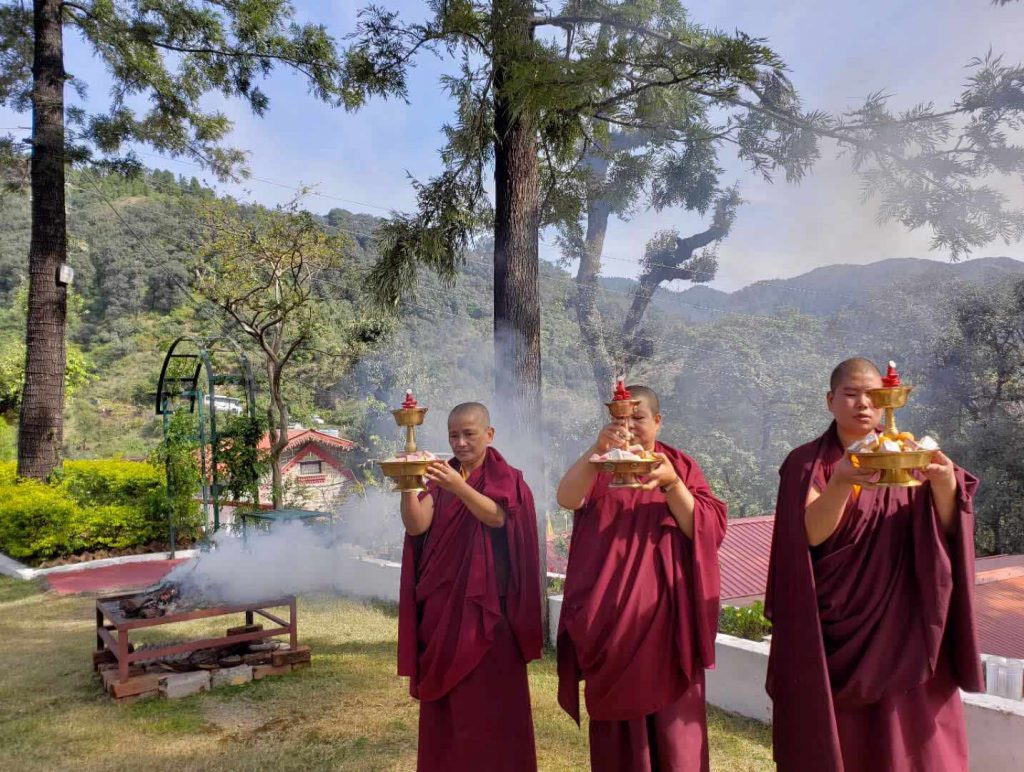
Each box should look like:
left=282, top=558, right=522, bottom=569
left=0, top=459, right=191, bottom=562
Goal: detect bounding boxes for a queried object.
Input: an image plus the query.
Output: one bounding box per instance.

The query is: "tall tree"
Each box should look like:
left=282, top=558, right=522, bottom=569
left=189, top=199, right=384, bottom=508
left=0, top=0, right=349, bottom=478
left=343, top=1, right=794, bottom=438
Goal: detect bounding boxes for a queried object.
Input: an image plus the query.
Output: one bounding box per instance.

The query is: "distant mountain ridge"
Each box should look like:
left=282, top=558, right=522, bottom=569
left=599, top=257, right=1024, bottom=322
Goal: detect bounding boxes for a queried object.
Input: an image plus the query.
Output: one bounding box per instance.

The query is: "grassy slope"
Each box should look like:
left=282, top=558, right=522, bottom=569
left=0, top=577, right=772, bottom=771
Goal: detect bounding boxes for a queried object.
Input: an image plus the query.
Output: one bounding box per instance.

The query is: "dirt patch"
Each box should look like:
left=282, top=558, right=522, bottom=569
left=201, top=701, right=265, bottom=735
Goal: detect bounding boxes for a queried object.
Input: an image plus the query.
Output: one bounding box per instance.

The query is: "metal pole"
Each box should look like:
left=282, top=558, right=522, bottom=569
left=161, top=403, right=176, bottom=559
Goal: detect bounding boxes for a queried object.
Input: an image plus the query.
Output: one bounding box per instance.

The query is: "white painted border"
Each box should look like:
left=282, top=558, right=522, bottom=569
left=0, top=550, right=198, bottom=580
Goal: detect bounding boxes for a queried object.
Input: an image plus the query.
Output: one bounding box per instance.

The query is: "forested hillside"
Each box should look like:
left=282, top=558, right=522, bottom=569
left=2, top=168, right=1021, bottom=553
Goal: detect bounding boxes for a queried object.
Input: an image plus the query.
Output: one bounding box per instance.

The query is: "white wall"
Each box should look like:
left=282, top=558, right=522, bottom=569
left=962, top=692, right=1024, bottom=772
left=341, top=556, right=402, bottom=602
left=545, top=594, right=1024, bottom=771
left=705, top=634, right=773, bottom=724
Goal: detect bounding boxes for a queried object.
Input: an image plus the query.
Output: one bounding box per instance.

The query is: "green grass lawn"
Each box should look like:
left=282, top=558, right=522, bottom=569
left=0, top=576, right=773, bottom=771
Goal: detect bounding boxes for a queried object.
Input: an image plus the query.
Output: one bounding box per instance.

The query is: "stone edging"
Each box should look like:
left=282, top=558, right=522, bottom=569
left=0, top=550, right=198, bottom=581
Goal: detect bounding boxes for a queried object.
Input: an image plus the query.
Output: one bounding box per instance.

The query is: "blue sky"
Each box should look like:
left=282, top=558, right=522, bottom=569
left=3, top=0, right=1023, bottom=290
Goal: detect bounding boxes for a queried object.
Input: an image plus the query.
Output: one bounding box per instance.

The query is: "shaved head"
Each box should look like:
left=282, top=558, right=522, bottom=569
left=448, top=402, right=491, bottom=427
left=626, top=385, right=660, bottom=415
left=829, top=358, right=881, bottom=392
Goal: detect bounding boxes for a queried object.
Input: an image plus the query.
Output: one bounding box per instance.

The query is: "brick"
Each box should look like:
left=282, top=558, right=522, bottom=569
left=252, top=664, right=292, bottom=680
left=227, top=623, right=263, bottom=636
left=112, top=673, right=162, bottom=699
left=100, top=665, right=145, bottom=692
left=159, top=671, right=211, bottom=699
left=242, top=651, right=273, bottom=666
left=115, top=690, right=159, bottom=705
left=290, top=661, right=310, bottom=671
left=272, top=645, right=311, bottom=667
left=211, top=665, right=252, bottom=688
left=92, top=649, right=117, bottom=670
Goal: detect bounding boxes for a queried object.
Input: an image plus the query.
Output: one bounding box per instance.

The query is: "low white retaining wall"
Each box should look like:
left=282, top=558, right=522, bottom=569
left=339, top=556, right=402, bottom=602
left=545, top=595, right=1024, bottom=771
left=705, top=633, right=773, bottom=724
left=963, top=692, right=1024, bottom=771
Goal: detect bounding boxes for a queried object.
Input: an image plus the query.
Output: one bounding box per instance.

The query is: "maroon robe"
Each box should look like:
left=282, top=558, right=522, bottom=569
left=557, top=442, right=727, bottom=771
left=766, top=422, right=983, bottom=772
left=397, top=447, right=542, bottom=772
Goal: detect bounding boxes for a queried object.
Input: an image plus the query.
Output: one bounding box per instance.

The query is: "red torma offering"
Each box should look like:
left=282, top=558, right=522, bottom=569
left=881, top=360, right=901, bottom=388
left=401, top=389, right=419, bottom=409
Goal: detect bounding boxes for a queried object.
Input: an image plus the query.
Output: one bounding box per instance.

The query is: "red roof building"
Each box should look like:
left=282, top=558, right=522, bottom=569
left=719, top=515, right=1024, bottom=660
left=257, top=429, right=356, bottom=508
left=719, top=515, right=775, bottom=605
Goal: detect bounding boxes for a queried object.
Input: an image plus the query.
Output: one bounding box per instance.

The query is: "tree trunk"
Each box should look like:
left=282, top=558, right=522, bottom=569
left=492, top=0, right=545, bottom=627
left=18, top=0, right=67, bottom=479
left=492, top=0, right=541, bottom=437
left=574, top=174, right=615, bottom=402
left=266, top=360, right=289, bottom=509
left=621, top=224, right=724, bottom=369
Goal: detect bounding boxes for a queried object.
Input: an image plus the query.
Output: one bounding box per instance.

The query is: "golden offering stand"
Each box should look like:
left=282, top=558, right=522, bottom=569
left=376, top=390, right=433, bottom=492
left=849, top=373, right=937, bottom=488
left=590, top=378, right=660, bottom=489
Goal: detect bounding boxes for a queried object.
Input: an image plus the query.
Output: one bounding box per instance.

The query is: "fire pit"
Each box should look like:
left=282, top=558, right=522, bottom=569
left=95, top=587, right=298, bottom=685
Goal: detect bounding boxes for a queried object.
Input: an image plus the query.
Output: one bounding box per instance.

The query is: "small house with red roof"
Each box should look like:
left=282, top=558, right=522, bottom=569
left=257, top=428, right=356, bottom=508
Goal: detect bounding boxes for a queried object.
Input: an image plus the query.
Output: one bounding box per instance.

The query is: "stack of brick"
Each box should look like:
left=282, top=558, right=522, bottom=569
left=92, top=624, right=311, bottom=703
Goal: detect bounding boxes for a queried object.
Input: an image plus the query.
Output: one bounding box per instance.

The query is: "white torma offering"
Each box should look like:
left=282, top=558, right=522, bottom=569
left=847, top=433, right=940, bottom=453
left=590, top=445, right=650, bottom=462
left=385, top=449, right=438, bottom=462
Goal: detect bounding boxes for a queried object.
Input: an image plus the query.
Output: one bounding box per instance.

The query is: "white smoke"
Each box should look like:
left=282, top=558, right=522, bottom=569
left=165, top=487, right=407, bottom=604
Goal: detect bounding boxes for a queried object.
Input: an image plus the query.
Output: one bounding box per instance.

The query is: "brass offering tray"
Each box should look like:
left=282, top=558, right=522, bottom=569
left=850, top=449, right=935, bottom=488
left=378, top=457, right=434, bottom=493
left=589, top=377, right=658, bottom=489
left=595, top=457, right=661, bottom=489
left=847, top=366, right=937, bottom=488
left=376, top=390, right=437, bottom=492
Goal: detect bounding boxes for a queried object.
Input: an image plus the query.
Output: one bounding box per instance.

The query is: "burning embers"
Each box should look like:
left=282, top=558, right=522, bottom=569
left=118, top=582, right=187, bottom=618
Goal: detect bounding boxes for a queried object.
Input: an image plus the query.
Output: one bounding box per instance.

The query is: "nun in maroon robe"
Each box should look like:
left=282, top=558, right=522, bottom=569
left=766, top=420, right=983, bottom=772
left=398, top=446, right=542, bottom=772
left=557, top=436, right=727, bottom=772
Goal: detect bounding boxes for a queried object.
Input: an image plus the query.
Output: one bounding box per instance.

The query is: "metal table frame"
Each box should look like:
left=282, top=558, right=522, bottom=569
left=95, top=595, right=297, bottom=683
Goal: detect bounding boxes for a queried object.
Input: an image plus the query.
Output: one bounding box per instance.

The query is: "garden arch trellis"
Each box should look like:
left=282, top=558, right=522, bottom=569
left=155, top=337, right=257, bottom=551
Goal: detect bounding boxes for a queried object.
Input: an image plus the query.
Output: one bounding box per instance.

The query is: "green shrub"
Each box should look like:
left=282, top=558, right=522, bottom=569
left=718, top=601, right=772, bottom=642
left=0, top=419, right=15, bottom=463
left=71, top=505, right=163, bottom=551
left=60, top=459, right=163, bottom=506
left=0, top=480, right=79, bottom=560
left=148, top=411, right=203, bottom=538
left=0, top=458, right=192, bottom=562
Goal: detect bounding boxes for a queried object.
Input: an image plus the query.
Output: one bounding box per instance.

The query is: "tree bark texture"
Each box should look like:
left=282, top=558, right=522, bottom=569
left=492, top=0, right=541, bottom=442
left=18, top=0, right=68, bottom=479
left=492, top=0, right=546, bottom=632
